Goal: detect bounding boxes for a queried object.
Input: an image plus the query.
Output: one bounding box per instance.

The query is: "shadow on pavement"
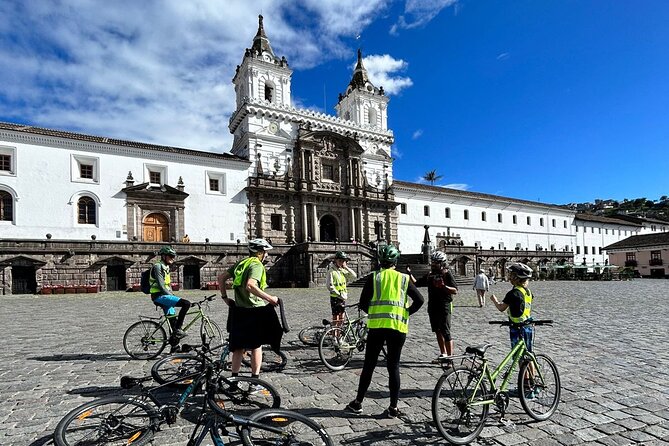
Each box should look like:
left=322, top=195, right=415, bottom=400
left=29, top=353, right=132, bottom=362
left=27, top=434, right=55, bottom=446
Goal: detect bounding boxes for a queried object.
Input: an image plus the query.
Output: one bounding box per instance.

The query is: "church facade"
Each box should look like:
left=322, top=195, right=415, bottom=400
left=0, top=16, right=664, bottom=294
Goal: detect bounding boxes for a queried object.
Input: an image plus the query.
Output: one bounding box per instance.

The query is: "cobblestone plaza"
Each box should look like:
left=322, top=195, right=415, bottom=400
left=3, top=279, right=669, bottom=445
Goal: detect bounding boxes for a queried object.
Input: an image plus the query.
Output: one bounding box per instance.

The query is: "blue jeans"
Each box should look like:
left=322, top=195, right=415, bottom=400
left=510, top=325, right=534, bottom=352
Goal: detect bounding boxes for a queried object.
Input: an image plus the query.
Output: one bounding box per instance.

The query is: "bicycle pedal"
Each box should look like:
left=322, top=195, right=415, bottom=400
left=160, top=405, right=179, bottom=424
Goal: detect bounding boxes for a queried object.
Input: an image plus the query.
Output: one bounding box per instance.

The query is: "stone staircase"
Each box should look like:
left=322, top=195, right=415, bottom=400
left=349, top=256, right=472, bottom=288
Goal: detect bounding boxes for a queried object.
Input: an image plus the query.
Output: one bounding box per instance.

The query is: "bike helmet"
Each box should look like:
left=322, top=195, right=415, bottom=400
left=378, top=244, right=400, bottom=265
left=334, top=251, right=350, bottom=260
left=506, top=262, right=533, bottom=279
left=158, top=246, right=177, bottom=257
left=430, top=251, right=448, bottom=264
left=248, top=238, right=273, bottom=253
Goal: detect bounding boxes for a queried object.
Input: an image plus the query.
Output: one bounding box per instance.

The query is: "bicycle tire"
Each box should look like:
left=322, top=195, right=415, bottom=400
left=242, top=346, right=288, bottom=372
left=241, top=408, right=334, bottom=446
left=518, top=353, right=561, bottom=420
left=151, top=353, right=202, bottom=385
left=123, top=320, right=167, bottom=360
left=200, top=318, right=222, bottom=347
left=318, top=326, right=354, bottom=371
left=432, top=365, right=489, bottom=445
left=298, top=325, right=325, bottom=347
left=54, top=396, right=158, bottom=446
left=209, top=376, right=281, bottom=415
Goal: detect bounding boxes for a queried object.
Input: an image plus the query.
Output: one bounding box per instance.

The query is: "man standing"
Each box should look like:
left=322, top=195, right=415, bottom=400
left=218, top=239, right=282, bottom=379
left=473, top=269, right=490, bottom=307
left=345, top=245, right=424, bottom=418
left=326, top=251, right=357, bottom=326
left=150, top=246, right=191, bottom=352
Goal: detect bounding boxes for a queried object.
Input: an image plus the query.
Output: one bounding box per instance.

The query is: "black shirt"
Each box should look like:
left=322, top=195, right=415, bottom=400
left=415, top=270, right=458, bottom=303
left=503, top=287, right=531, bottom=318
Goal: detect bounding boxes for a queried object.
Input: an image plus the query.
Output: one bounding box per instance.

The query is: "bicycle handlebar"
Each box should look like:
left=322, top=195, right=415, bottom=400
left=488, top=319, right=553, bottom=327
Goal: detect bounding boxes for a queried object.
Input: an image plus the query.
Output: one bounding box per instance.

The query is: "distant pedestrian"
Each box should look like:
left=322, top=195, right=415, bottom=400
left=473, top=269, right=490, bottom=307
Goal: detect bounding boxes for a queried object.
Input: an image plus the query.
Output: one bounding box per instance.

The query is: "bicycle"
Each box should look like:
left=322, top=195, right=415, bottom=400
left=54, top=344, right=283, bottom=446
left=298, top=319, right=332, bottom=347
left=431, top=319, right=561, bottom=445
left=123, top=294, right=222, bottom=359
left=318, top=303, right=386, bottom=371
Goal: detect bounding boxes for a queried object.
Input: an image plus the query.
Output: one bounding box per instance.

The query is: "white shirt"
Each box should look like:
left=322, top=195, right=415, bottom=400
left=473, top=273, right=490, bottom=291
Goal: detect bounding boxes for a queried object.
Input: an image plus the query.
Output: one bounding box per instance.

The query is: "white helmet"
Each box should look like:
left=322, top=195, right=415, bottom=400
left=248, top=238, right=273, bottom=253
left=430, top=251, right=448, bottom=264
left=506, top=262, right=533, bottom=279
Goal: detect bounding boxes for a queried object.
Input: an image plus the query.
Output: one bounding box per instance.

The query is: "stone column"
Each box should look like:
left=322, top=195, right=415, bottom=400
left=257, top=200, right=264, bottom=237
left=302, top=202, right=308, bottom=242
left=288, top=204, right=296, bottom=243
left=350, top=207, right=356, bottom=241
left=312, top=203, right=319, bottom=242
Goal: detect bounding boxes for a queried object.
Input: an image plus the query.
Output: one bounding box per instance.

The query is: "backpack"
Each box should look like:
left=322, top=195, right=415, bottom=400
left=140, top=267, right=153, bottom=294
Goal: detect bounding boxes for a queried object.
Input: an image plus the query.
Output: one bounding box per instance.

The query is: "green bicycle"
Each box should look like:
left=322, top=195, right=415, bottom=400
left=432, top=319, right=560, bottom=445
left=123, top=295, right=222, bottom=359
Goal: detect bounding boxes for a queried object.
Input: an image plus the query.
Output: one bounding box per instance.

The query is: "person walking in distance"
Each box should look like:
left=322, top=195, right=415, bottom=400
left=345, top=245, right=424, bottom=418
left=413, top=251, right=458, bottom=364
left=473, top=268, right=490, bottom=308
left=149, top=246, right=191, bottom=353
left=326, top=251, right=357, bottom=326
left=217, top=239, right=282, bottom=380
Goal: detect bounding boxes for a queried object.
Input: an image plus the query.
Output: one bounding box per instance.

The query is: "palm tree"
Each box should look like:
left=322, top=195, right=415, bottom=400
left=423, top=169, right=443, bottom=185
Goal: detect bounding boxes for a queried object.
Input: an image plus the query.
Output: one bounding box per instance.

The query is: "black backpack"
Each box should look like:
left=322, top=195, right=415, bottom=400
left=140, top=267, right=153, bottom=294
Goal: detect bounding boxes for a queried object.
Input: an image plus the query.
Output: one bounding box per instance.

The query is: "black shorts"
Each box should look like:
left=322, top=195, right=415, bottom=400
left=428, top=299, right=453, bottom=340
left=330, top=296, right=346, bottom=315
left=227, top=304, right=283, bottom=352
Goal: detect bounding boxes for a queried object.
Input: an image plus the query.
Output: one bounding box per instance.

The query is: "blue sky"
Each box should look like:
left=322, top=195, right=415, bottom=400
left=1, top=0, right=667, bottom=205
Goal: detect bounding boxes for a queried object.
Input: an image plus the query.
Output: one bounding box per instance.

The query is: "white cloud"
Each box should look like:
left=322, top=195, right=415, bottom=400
left=391, top=145, right=403, bottom=159
left=412, top=129, right=423, bottom=139
left=356, top=54, right=413, bottom=95
left=443, top=183, right=469, bottom=191
left=391, top=0, right=458, bottom=34
left=497, top=52, right=510, bottom=61
left=0, top=0, right=391, bottom=151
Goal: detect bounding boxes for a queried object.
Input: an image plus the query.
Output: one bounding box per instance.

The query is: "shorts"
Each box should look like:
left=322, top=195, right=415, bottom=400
left=330, top=296, right=345, bottom=316
left=428, top=299, right=452, bottom=340
left=510, top=325, right=534, bottom=352
left=152, top=294, right=180, bottom=316
left=228, top=304, right=283, bottom=352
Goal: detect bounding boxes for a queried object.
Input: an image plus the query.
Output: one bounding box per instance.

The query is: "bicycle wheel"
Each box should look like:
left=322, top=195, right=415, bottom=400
left=54, top=396, right=158, bottom=446
left=299, top=325, right=325, bottom=346
left=209, top=376, right=281, bottom=415
left=242, top=346, right=288, bottom=372
left=123, top=320, right=167, bottom=360
left=241, top=408, right=334, bottom=446
left=518, top=353, right=561, bottom=420
left=318, top=326, right=355, bottom=371
left=151, top=353, right=202, bottom=385
left=200, top=318, right=222, bottom=347
left=432, top=366, right=489, bottom=445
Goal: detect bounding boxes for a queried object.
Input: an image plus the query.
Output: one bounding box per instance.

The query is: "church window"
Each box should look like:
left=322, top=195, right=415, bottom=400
left=584, top=246, right=588, bottom=255
left=271, top=214, right=282, bottom=231
left=552, top=219, right=556, bottom=227
left=564, top=220, right=567, bottom=228
left=464, top=210, right=469, bottom=220
left=322, top=164, right=334, bottom=181
left=445, top=207, right=450, bottom=218
left=498, top=213, right=502, bottom=223
left=0, top=191, right=12, bottom=221
left=576, top=246, right=580, bottom=254
left=481, top=211, right=486, bottom=222
left=0, top=154, right=10, bottom=172
left=527, top=216, right=531, bottom=225
left=264, top=83, right=274, bottom=102
left=77, top=196, right=96, bottom=224
left=80, top=163, right=94, bottom=179
left=424, top=206, right=430, bottom=217
left=149, top=171, right=161, bottom=184
left=209, top=178, right=219, bottom=192
left=368, top=108, right=377, bottom=126
left=400, top=203, right=406, bottom=214
left=540, top=218, right=544, bottom=227
left=0, top=146, right=15, bottom=176
left=206, top=171, right=226, bottom=195
left=71, top=154, right=99, bottom=183
left=344, top=111, right=351, bottom=120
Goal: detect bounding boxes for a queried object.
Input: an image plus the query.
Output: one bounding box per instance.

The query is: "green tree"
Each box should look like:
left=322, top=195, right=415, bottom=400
left=423, top=169, right=443, bottom=185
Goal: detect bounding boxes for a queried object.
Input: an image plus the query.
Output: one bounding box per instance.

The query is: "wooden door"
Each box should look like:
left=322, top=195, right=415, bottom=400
left=143, top=213, right=169, bottom=242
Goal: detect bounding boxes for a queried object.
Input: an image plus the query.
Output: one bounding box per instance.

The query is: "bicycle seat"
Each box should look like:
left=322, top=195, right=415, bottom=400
left=465, top=344, right=493, bottom=357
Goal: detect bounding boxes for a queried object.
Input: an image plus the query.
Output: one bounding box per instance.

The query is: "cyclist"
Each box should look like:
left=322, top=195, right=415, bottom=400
left=490, top=262, right=535, bottom=351
left=150, top=246, right=191, bottom=352
left=345, top=244, right=424, bottom=419
left=326, top=251, right=357, bottom=327
left=413, top=251, right=458, bottom=364
left=217, top=238, right=281, bottom=380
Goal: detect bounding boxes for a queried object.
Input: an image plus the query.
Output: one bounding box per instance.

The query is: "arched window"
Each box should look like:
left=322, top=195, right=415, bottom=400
left=0, top=190, right=12, bottom=221
left=368, top=107, right=377, bottom=126
left=264, top=81, right=274, bottom=102
left=77, top=196, right=96, bottom=224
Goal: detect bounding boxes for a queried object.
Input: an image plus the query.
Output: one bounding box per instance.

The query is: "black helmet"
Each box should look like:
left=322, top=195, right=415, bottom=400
left=158, top=246, right=177, bottom=257
left=248, top=238, right=273, bottom=253
left=506, top=262, right=533, bottom=279
left=378, top=244, right=400, bottom=265
left=334, top=251, right=350, bottom=260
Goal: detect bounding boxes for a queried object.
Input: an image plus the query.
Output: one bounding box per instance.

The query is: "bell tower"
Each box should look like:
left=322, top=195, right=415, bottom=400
left=335, top=49, right=389, bottom=131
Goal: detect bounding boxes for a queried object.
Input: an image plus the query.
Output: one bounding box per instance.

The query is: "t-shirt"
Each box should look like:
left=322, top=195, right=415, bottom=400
left=415, top=270, right=458, bottom=303
left=227, top=259, right=267, bottom=308
left=503, top=288, right=530, bottom=318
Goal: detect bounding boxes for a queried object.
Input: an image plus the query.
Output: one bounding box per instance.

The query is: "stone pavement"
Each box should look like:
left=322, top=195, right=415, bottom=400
left=3, top=279, right=669, bottom=445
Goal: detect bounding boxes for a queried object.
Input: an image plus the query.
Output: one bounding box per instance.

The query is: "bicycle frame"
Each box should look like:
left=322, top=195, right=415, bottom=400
left=467, top=340, right=527, bottom=408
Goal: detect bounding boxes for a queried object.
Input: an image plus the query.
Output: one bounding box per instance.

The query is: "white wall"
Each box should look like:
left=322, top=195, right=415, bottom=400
left=574, top=220, right=641, bottom=265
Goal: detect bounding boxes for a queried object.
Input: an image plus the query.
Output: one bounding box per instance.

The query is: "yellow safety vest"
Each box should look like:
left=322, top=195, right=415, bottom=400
left=232, top=257, right=267, bottom=290
left=149, top=263, right=171, bottom=294
left=368, top=268, right=410, bottom=334
left=330, top=268, right=347, bottom=298
left=507, top=286, right=532, bottom=323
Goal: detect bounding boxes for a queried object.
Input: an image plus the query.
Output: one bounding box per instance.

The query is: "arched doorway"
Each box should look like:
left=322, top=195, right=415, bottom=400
left=143, top=213, right=169, bottom=242
left=319, top=215, right=337, bottom=242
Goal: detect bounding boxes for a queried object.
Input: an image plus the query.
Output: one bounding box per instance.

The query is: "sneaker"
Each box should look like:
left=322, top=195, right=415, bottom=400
left=431, top=354, right=450, bottom=365
left=248, top=383, right=265, bottom=394
left=385, top=406, right=402, bottom=419
left=173, top=329, right=187, bottom=339
left=345, top=400, right=363, bottom=414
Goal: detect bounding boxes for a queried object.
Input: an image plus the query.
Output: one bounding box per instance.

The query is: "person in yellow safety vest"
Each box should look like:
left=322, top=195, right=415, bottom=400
left=217, top=238, right=282, bottom=380
left=345, top=244, right=424, bottom=419
left=490, top=262, right=535, bottom=352
left=150, top=246, right=191, bottom=353
left=326, top=251, right=357, bottom=326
